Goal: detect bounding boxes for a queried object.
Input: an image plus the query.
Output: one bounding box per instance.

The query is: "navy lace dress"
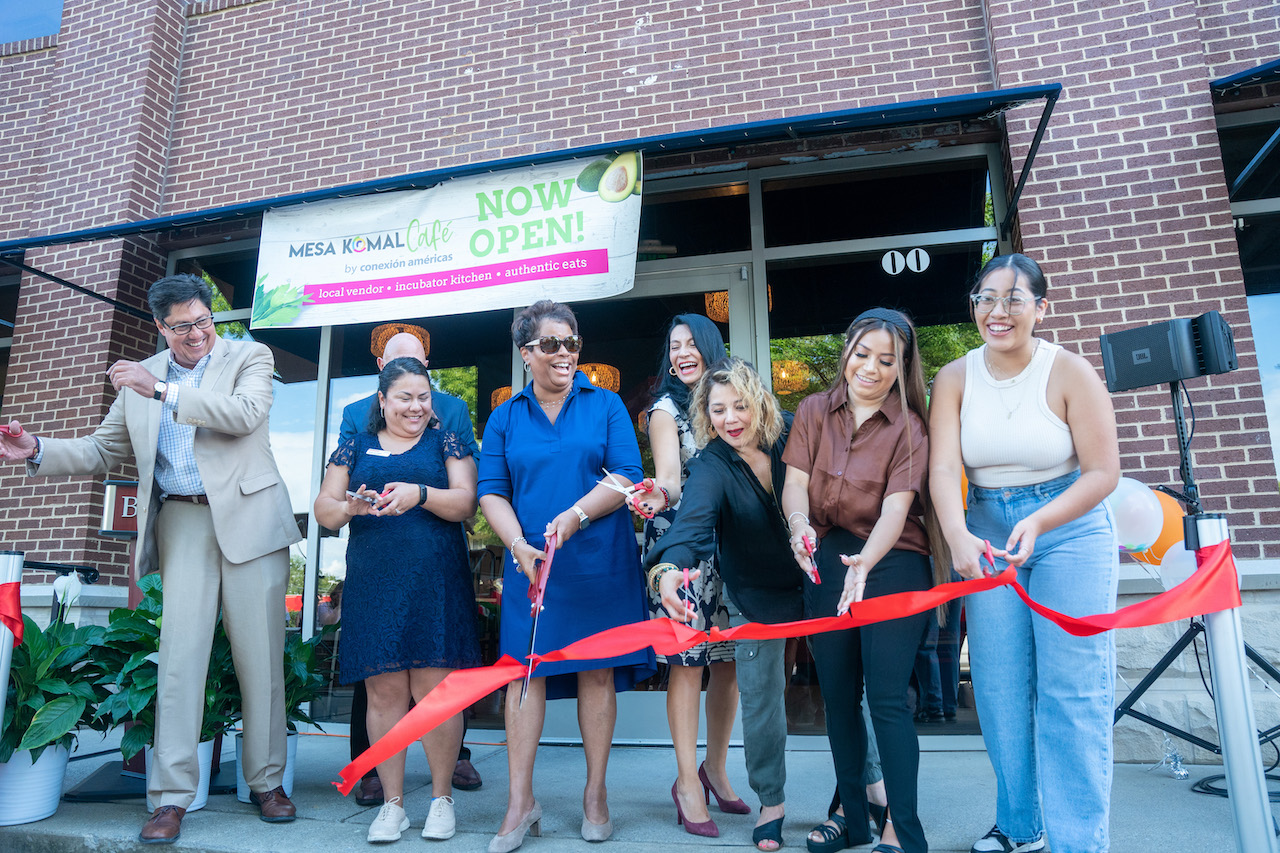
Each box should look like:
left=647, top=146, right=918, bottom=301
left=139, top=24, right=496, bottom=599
left=331, top=429, right=482, bottom=684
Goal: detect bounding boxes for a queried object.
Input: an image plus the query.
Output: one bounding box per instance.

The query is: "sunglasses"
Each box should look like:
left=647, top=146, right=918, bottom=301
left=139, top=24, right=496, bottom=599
left=524, top=335, right=582, bottom=354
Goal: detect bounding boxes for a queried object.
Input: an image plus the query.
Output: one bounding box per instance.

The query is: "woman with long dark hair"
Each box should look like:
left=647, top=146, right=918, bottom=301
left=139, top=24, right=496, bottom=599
left=929, top=254, right=1119, bottom=853
left=629, top=314, right=744, bottom=837
left=782, top=308, right=943, bottom=853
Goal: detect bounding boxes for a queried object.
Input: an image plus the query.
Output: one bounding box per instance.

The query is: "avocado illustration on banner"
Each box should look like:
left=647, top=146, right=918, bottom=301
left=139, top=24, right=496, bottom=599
left=595, top=152, right=641, bottom=202
left=575, top=158, right=613, bottom=192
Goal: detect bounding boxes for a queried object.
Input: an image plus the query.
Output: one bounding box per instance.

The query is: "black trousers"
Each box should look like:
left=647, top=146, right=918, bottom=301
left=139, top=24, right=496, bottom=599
left=805, top=528, right=931, bottom=853
left=350, top=680, right=471, bottom=772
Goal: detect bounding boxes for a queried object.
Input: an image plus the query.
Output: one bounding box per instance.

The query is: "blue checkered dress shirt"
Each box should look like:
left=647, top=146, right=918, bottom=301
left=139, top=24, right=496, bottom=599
left=154, top=352, right=211, bottom=497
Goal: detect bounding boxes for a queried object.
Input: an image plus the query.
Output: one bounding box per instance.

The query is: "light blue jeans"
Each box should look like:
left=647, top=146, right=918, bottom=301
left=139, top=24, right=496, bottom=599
left=965, top=471, right=1118, bottom=853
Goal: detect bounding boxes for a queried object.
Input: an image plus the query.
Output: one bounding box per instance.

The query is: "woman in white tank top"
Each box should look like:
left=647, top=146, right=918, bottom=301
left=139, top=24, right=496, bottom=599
left=928, top=254, right=1121, bottom=853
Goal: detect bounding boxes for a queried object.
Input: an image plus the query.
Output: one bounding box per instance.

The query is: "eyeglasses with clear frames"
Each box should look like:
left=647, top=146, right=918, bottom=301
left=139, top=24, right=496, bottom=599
left=163, top=315, right=216, bottom=335
left=969, top=294, right=1039, bottom=315
left=524, top=335, right=583, bottom=354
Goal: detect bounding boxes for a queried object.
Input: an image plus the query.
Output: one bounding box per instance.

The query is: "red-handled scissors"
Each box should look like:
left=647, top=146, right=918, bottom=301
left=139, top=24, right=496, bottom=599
left=981, top=540, right=998, bottom=576
left=680, top=567, right=696, bottom=620
left=598, top=468, right=657, bottom=519
left=801, top=535, right=821, bottom=584
left=0, top=424, right=23, bottom=437
left=521, top=532, right=556, bottom=707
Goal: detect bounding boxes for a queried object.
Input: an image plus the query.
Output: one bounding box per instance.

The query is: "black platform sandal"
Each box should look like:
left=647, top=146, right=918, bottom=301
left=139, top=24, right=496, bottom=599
left=806, top=811, right=850, bottom=853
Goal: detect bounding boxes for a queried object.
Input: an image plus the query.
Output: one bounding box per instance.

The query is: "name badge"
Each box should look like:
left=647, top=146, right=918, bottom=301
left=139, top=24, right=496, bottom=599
left=365, top=448, right=391, bottom=457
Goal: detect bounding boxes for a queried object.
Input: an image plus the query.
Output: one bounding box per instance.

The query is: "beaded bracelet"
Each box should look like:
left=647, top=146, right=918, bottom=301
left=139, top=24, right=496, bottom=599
left=657, top=485, right=672, bottom=511
left=509, top=535, right=528, bottom=553
left=647, top=562, right=679, bottom=594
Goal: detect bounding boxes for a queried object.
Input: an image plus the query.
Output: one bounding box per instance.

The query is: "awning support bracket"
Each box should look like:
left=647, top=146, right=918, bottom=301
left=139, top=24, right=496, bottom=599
left=0, top=255, right=153, bottom=322
left=1000, top=89, right=1060, bottom=242
left=1229, top=124, right=1280, bottom=201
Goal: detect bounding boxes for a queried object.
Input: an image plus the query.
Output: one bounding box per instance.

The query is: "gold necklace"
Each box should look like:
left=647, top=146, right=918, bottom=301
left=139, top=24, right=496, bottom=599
left=985, top=339, right=1040, bottom=419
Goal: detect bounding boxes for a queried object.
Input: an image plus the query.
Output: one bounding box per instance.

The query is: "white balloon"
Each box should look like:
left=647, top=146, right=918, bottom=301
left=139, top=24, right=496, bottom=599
left=1106, top=476, right=1163, bottom=553
left=1158, top=541, right=1198, bottom=589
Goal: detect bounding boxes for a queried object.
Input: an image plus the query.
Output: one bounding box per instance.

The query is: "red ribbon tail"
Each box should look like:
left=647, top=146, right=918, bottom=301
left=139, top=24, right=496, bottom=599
left=0, top=582, right=22, bottom=648
left=334, top=656, right=528, bottom=795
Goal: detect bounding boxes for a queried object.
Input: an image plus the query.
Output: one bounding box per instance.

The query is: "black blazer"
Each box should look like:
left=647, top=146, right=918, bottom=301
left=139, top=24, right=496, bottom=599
left=645, top=414, right=803, bottom=624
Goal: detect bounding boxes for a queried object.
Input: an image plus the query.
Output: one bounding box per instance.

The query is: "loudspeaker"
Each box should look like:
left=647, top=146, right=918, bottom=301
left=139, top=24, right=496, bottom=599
left=1099, top=312, right=1238, bottom=393
left=1194, top=310, right=1238, bottom=375
left=1100, top=319, right=1199, bottom=392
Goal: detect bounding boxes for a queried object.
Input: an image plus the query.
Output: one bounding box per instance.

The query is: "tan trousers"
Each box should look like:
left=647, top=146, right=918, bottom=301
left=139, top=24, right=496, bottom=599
left=150, top=500, right=289, bottom=808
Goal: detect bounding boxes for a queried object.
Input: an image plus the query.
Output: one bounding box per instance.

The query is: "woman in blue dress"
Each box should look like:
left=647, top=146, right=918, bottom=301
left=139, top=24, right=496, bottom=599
left=479, top=300, right=656, bottom=852
left=314, top=357, right=481, bottom=844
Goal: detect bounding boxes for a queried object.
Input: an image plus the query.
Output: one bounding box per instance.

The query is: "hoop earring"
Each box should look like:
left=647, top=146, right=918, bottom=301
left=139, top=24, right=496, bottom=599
left=523, top=362, right=531, bottom=374
left=379, top=407, right=384, bottom=418
left=669, top=366, right=678, bottom=376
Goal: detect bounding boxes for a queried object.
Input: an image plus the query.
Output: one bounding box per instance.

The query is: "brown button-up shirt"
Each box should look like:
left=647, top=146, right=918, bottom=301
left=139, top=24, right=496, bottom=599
left=782, top=384, right=929, bottom=555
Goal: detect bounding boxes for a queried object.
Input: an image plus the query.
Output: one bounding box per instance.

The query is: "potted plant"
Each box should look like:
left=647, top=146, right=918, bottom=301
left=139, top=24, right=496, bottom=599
left=0, top=613, right=110, bottom=825
left=234, top=624, right=334, bottom=803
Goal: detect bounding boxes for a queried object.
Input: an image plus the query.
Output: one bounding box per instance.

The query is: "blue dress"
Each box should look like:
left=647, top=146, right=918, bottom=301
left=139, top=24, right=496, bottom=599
left=477, top=371, right=656, bottom=700
left=331, top=429, right=482, bottom=684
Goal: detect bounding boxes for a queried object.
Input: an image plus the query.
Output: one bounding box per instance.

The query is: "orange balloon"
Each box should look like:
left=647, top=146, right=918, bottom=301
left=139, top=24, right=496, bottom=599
left=1129, top=490, right=1184, bottom=565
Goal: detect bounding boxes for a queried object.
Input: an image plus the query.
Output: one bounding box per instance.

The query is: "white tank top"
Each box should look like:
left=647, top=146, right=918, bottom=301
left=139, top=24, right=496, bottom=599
left=959, top=339, right=1078, bottom=488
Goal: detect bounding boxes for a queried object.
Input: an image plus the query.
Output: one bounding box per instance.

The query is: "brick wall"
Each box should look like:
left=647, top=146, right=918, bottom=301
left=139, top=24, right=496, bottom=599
left=165, top=0, right=993, bottom=210
left=985, top=0, right=1280, bottom=558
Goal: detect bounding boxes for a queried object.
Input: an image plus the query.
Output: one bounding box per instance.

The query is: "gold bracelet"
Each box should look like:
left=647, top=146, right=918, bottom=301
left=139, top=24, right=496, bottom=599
left=647, top=563, right=678, bottom=594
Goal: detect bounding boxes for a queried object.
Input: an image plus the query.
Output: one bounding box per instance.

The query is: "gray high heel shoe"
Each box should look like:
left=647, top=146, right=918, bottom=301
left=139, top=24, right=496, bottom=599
left=581, top=813, right=614, bottom=842
left=489, top=801, right=542, bottom=853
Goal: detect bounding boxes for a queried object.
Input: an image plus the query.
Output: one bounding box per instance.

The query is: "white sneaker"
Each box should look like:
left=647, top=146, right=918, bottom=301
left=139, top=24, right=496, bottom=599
left=368, top=797, right=410, bottom=843
left=971, top=825, right=1046, bottom=853
left=422, top=796, right=456, bottom=840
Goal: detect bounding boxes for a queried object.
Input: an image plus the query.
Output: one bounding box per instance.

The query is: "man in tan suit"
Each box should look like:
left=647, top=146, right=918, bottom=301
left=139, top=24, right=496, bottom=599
left=0, top=274, right=303, bottom=843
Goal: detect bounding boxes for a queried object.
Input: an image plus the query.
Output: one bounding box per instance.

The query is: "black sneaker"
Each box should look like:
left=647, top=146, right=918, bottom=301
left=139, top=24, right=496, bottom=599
left=970, top=825, right=1046, bottom=853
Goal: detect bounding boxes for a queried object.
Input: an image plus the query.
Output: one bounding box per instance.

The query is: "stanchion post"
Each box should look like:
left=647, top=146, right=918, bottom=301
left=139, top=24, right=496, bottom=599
left=1197, top=515, right=1278, bottom=853
left=0, top=550, right=23, bottom=743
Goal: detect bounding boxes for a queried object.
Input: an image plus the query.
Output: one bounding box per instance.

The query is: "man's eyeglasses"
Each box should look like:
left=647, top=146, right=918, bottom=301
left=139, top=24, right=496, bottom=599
left=969, top=294, right=1039, bottom=316
left=524, top=335, right=582, bottom=354
left=163, top=315, right=215, bottom=335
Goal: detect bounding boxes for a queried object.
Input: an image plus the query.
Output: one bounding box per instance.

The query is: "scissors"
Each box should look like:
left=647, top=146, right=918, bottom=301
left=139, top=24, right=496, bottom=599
left=598, top=468, right=657, bottom=519
left=521, top=531, right=556, bottom=707
left=981, top=540, right=998, bottom=576
left=0, top=424, right=22, bottom=437
left=801, top=535, right=821, bottom=584
left=678, top=567, right=696, bottom=621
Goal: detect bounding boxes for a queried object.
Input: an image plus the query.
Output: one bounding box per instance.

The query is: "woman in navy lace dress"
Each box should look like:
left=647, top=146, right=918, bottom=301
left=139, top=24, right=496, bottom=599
left=315, top=357, right=481, bottom=843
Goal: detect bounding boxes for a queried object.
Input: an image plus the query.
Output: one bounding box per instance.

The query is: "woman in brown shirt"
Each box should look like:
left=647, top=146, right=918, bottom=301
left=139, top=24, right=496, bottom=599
left=781, top=308, right=938, bottom=853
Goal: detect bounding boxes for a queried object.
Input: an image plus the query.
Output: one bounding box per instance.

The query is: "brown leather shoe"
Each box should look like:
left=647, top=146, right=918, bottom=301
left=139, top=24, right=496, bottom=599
left=139, top=805, right=185, bottom=844
left=250, top=786, right=297, bottom=822
left=452, top=758, right=482, bottom=791
left=355, top=773, right=384, bottom=806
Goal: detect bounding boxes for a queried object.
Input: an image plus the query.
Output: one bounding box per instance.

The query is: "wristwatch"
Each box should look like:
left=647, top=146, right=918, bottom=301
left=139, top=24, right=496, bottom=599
left=152, top=381, right=167, bottom=401
left=570, top=504, right=590, bottom=530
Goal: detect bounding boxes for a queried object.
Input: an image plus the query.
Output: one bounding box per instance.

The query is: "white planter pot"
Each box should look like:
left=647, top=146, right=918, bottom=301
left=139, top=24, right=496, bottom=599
left=146, top=738, right=215, bottom=813
left=235, top=730, right=298, bottom=803
left=0, top=744, right=70, bottom=826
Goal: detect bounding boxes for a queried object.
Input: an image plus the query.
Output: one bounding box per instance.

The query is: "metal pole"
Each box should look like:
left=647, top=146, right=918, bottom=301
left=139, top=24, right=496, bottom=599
left=0, top=550, right=23, bottom=743
left=1198, top=515, right=1278, bottom=853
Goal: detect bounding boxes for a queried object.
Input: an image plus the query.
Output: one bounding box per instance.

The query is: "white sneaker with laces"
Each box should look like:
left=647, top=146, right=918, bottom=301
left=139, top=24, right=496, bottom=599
left=971, top=825, right=1046, bottom=853
left=368, top=797, right=410, bottom=843
left=422, top=795, right=456, bottom=840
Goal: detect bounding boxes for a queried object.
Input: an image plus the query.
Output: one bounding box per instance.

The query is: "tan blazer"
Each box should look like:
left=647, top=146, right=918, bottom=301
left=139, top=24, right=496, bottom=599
left=30, top=337, right=303, bottom=579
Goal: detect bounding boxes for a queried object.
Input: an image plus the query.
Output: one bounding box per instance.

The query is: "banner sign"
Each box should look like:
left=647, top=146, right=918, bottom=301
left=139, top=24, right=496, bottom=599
left=251, top=153, right=643, bottom=328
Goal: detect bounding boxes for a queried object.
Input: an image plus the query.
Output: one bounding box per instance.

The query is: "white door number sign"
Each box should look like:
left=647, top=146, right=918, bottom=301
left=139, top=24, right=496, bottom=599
left=881, top=248, right=931, bottom=275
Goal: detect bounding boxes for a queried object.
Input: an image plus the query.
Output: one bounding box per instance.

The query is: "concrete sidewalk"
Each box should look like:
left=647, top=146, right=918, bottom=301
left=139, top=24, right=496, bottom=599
left=0, top=729, right=1251, bottom=852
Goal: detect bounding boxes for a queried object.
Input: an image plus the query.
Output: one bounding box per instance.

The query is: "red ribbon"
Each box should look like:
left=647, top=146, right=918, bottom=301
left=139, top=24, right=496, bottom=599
left=0, top=582, right=22, bottom=648
left=334, top=541, right=1242, bottom=793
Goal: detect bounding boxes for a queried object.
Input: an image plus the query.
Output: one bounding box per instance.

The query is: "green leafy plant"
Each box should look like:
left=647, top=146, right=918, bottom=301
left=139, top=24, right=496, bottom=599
left=250, top=273, right=313, bottom=327
left=95, top=573, right=241, bottom=760
left=283, top=625, right=335, bottom=733
left=1, top=615, right=110, bottom=764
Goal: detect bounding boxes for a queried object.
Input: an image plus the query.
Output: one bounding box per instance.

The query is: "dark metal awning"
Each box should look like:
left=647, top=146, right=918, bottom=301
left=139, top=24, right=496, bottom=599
left=1212, top=58, right=1280, bottom=97
left=0, top=83, right=1060, bottom=257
